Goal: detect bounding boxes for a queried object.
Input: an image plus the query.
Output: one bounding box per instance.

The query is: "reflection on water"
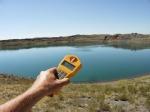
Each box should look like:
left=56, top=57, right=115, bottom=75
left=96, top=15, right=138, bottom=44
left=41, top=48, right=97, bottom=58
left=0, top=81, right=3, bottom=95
left=0, top=45, right=150, bottom=82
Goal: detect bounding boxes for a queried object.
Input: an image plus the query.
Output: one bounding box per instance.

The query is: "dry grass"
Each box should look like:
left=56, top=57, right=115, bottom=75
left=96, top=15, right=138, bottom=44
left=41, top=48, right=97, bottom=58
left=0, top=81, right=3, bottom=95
left=0, top=74, right=150, bottom=112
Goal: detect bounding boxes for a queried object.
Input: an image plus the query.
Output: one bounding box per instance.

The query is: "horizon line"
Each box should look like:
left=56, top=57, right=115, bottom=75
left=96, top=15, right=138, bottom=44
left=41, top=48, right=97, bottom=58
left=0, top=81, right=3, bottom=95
left=0, top=32, right=150, bottom=41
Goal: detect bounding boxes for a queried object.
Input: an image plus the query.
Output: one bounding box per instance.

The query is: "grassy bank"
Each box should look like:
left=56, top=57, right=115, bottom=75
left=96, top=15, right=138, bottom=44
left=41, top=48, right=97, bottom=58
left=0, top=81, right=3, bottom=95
left=0, top=74, right=150, bottom=112
left=0, top=33, right=150, bottom=50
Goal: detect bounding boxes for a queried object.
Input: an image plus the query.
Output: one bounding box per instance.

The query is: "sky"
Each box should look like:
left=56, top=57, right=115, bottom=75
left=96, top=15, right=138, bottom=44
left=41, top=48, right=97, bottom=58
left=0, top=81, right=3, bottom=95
left=0, top=0, right=150, bottom=40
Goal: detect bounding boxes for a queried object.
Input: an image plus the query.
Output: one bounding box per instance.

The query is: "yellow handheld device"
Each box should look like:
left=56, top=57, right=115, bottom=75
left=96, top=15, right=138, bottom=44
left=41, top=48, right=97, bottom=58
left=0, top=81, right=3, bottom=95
left=56, top=55, right=82, bottom=79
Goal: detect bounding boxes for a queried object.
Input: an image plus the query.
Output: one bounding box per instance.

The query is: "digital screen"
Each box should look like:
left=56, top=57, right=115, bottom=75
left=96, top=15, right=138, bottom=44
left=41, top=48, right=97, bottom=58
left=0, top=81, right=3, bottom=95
left=61, top=61, right=75, bottom=70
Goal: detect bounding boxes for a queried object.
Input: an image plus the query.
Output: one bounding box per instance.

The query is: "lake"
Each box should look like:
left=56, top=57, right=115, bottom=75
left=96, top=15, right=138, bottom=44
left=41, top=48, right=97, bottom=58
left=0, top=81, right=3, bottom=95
left=0, top=45, right=150, bottom=82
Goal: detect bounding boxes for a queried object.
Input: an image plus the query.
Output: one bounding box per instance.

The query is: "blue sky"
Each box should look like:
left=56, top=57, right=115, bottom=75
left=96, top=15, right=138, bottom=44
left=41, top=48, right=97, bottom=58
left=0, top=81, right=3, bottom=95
left=0, top=0, right=150, bottom=40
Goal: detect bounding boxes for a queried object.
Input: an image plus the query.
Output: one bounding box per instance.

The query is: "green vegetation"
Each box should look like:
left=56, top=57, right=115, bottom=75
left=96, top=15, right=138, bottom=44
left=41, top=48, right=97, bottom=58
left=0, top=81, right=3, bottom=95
left=0, top=33, right=150, bottom=50
left=0, top=74, right=150, bottom=112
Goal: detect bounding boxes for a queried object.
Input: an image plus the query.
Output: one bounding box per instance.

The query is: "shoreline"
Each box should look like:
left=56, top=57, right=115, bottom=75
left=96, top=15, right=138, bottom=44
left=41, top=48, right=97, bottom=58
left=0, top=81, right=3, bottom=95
left=0, top=33, right=150, bottom=50
left=0, top=72, right=150, bottom=84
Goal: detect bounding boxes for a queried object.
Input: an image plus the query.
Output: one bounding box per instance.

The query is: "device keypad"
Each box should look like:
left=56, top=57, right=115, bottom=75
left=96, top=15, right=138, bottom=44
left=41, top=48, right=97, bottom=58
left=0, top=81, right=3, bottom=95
left=57, top=70, right=66, bottom=79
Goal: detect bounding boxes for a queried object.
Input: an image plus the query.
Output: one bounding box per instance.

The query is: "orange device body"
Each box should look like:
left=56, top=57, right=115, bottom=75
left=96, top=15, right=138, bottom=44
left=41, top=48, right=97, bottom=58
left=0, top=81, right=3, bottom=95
left=57, top=55, right=82, bottom=79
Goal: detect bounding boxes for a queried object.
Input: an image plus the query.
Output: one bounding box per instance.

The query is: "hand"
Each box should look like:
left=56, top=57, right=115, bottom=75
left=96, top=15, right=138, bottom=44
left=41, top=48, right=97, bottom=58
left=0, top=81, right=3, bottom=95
left=0, top=67, right=70, bottom=112
left=31, top=67, right=70, bottom=96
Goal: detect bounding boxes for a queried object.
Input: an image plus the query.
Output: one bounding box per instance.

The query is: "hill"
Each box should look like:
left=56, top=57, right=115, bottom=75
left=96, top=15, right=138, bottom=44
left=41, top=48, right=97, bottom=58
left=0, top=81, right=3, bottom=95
left=0, top=33, right=150, bottom=50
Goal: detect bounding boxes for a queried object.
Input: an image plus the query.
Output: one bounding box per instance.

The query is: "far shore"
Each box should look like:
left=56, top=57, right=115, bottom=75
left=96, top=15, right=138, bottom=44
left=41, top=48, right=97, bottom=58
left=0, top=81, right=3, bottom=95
left=0, top=33, right=150, bottom=50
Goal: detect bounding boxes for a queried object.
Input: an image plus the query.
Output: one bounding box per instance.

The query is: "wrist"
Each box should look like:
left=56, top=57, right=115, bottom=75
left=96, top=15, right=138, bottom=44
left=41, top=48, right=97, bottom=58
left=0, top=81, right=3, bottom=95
left=27, top=86, right=46, bottom=99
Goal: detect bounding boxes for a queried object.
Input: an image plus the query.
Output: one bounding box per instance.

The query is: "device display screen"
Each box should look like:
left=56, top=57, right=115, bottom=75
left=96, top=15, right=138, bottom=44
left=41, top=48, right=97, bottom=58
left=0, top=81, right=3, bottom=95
left=62, top=60, right=75, bottom=70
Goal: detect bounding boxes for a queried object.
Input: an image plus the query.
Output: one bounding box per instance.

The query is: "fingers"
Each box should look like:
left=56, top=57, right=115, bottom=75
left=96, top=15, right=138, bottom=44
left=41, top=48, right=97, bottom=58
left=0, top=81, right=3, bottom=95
left=48, top=79, right=69, bottom=97
left=56, top=78, right=70, bottom=87
left=47, top=67, right=58, bottom=74
left=46, top=67, right=58, bottom=79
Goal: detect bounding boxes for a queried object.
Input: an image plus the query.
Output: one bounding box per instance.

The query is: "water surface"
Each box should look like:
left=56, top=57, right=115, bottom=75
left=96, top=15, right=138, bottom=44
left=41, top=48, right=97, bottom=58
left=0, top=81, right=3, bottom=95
left=0, top=45, right=150, bottom=82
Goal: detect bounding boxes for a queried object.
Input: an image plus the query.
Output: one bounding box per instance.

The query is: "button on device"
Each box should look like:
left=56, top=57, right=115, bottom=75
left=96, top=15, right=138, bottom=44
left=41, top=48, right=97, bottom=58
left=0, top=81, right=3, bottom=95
left=59, top=72, right=66, bottom=79
left=57, top=71, right=67, bottom=79
left=70, top=56, right=77, bottom=63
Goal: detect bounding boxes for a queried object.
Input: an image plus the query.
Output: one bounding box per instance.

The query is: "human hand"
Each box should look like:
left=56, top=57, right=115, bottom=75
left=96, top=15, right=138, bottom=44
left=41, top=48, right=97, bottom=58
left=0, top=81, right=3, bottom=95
left=0, top=67, right=69, bottom=112
left=30, top=67, right=70, bottom=96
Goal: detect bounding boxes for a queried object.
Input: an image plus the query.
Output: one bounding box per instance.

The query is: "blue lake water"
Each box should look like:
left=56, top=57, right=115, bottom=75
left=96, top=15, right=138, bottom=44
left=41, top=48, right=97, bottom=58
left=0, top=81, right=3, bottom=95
left=0, top=45, right=150, bottom=82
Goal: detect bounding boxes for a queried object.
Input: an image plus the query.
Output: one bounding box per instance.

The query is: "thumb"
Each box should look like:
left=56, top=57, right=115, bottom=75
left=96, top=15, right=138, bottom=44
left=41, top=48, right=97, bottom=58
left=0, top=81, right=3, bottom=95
left=56, top=78, right=70, bottom=87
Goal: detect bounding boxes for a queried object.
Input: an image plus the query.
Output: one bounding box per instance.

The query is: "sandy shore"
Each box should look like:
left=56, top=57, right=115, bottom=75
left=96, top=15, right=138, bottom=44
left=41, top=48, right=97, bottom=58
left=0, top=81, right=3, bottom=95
left=0, top=73, right=150, bottom=112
